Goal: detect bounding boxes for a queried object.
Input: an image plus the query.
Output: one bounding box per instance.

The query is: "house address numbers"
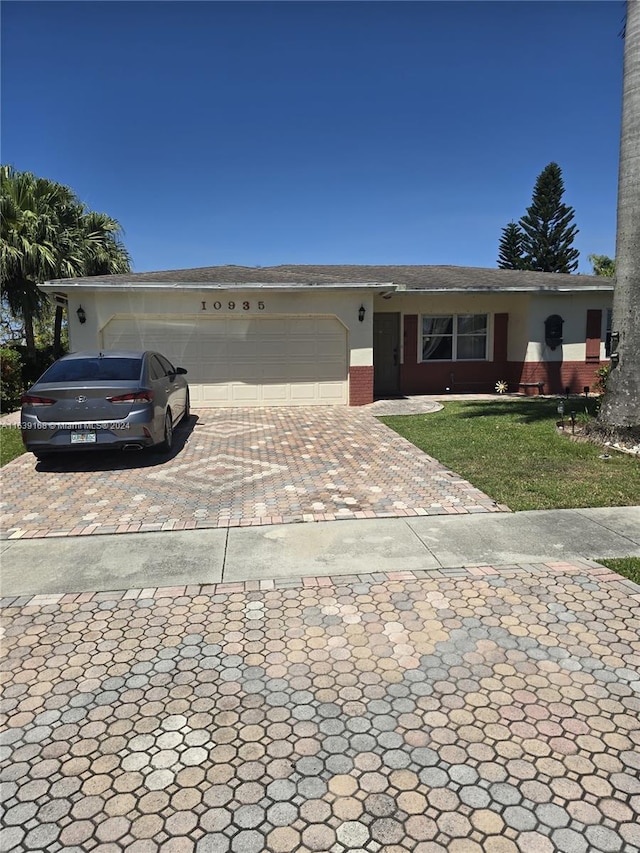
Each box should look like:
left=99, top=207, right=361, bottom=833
left=201, top=300, right=265, bottom=311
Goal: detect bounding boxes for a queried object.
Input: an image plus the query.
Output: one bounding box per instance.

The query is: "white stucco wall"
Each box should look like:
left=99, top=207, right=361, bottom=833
left=526, top=293, right=613, bottom=362
left=66, top=288, right=375, bottom=368
left=64, top=287, right=613, bottom=374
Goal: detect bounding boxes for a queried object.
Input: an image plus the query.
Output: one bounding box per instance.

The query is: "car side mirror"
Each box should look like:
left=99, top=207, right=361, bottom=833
left=175, top=367, right=188, bottom=375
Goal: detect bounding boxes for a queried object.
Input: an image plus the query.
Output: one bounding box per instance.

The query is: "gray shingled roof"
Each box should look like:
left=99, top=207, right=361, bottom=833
left=43, top=264, right=612, bottom=292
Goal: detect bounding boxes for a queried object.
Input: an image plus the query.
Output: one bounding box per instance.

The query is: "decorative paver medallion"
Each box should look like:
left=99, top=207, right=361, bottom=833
left=1, top=561, right=639, bottom=852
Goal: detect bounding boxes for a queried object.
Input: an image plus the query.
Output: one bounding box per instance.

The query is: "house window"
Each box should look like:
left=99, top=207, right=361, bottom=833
left=421, top=314, right=488, bottom=361
left=604, top=309, right=613, bottom=357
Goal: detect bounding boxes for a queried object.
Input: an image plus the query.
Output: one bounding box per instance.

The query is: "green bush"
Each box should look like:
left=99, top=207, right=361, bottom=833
left=0, top=347, right=24, bottom=413
left=593, top=364, right=610, bottom=394
left=15, top=345, right=57, bottom=387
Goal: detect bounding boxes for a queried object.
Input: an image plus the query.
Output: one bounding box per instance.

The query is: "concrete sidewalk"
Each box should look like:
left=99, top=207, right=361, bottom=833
left=2, top=506, right=639, bottom=598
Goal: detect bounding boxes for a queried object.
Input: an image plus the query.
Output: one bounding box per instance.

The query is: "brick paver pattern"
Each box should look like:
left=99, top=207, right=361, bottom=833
left=1, top=408, right=506, bottom=540
left=1, top=561, right=639, bottom=852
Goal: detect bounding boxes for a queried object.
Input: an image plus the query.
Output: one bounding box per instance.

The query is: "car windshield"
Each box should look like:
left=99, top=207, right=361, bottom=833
left=39, top=357, right=143, bottom=383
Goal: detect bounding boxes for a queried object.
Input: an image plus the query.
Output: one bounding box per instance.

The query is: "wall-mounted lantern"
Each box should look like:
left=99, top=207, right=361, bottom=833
left=544, top=314, right=563, bottom=350
left=358, top=305, right=366, bottom=323
left=609, top=331, right=620, bottom=367
left=76, top=305, right=87, bottom=324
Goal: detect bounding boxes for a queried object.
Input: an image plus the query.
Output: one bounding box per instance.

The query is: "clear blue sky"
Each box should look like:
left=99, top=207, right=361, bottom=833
left=1, top=1, right=625, bottom=274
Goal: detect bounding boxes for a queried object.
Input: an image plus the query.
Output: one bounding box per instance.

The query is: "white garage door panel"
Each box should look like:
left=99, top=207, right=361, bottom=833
left=102, top=316, right=348, bottom=407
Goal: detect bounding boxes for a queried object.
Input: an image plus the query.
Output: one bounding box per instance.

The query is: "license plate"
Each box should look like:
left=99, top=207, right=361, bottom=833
left=70, top=431, right=97, bottom=444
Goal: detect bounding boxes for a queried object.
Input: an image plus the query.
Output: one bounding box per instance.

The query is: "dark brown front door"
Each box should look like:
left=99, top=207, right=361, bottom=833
left=374, top=313, right=401, bottom=397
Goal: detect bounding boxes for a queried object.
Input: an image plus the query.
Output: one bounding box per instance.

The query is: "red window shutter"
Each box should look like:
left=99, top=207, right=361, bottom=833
left=585, top=310, right=602, bottom=362
left=404, top=315, right=418, bottom=364
left=493, top=313, right=509, bottom=362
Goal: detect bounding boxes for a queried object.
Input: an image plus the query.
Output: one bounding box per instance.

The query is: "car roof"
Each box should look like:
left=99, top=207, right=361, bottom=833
left=60, top=351, right=149, bottom=360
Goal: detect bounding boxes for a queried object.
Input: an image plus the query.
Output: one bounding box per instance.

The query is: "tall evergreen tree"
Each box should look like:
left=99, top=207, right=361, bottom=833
left=497, top=221, right=525, bottom=269
left=518, top=162, right=580, bottom=273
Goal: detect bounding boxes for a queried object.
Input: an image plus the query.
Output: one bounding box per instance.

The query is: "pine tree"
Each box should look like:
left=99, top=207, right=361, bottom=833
left=497, top=221, right=525, bottom=269
left=519, top=163, right=579, bottom=273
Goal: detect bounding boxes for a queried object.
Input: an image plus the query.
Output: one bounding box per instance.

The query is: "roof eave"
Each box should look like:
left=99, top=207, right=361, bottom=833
left=39, top=281, right=396, bottom=293
left=404, top=285, right=614, bottom=293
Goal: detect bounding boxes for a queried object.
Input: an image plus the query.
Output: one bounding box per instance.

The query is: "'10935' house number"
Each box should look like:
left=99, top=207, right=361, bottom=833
left=201, top=301, right=266, bottom=311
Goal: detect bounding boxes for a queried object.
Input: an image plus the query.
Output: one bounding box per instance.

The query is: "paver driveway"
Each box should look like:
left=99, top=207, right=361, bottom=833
left=1, top=408, right=505, bottom=539
left=1, top=562, right=639, bottom=852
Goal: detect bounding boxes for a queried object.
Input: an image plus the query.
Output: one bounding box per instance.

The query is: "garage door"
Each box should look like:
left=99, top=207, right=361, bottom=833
left=101, top=316, right=348, bottom=407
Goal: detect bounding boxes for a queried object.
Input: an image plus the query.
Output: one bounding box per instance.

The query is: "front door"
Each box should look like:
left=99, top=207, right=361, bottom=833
left=373, top=313, right=401, bottom=397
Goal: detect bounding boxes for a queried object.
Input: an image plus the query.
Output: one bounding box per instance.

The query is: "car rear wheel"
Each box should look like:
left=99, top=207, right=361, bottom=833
left=156, top=410, right=173, bottom=453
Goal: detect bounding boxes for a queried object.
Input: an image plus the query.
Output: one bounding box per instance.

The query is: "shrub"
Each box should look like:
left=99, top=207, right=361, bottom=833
left=16, top=345, right=57, bottom=388
left=0, top=347, right=24, bottom=413
left=593, top=364, right=610, bottom=394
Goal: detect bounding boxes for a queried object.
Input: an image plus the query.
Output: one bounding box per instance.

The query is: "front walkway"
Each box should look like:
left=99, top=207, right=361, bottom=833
left=1, top=562, right=639, bottom=853
left=1, top=407, right=506, bottom=540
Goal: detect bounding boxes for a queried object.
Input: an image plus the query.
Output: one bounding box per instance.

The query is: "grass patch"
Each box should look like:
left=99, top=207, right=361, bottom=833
left=1, top=426, right=26, bottom=466
left=380, top=399, right=640, bottom=511
left=598, top=558, right=640, bottom=585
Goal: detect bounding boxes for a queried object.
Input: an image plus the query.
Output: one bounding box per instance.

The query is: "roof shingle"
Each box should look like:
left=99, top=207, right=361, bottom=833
left=45, top=263, right=611, bottom=292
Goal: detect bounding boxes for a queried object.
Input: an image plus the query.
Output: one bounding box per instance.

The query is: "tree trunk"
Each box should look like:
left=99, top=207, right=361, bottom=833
left=53, top=304, right=64, bottom=359
left=598, top=0, right=640, bottom=438
left=22, top=297, right=36, bottom=359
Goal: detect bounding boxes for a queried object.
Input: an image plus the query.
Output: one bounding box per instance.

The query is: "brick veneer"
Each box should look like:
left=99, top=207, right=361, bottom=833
left=399, top=360, right=605, bottom=395
left=349, top=365, right=374, bottom=405
left=516, top=361, right=606, bottom=394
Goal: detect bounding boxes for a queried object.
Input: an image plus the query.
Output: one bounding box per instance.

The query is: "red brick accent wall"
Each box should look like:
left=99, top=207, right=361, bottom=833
left=397, top=360, right=605, bottom=396
left=516, top=361, right=605, bottom=394
left=400, top=362, right=506, bottom=394
left=349, top=366, right=374, bottom=406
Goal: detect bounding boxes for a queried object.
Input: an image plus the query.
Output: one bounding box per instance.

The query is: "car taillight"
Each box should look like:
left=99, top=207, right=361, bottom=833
left=106, top=391, right=154, bottom=403
left=21, top=395, right=55, bottom=406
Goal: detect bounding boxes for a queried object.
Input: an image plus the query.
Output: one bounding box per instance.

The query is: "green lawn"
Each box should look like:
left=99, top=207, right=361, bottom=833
left=0, top=426, right=26, bottom=466
left=380, top=399, right=640, bottom=511
left=598, top=558, right=640, bottom=585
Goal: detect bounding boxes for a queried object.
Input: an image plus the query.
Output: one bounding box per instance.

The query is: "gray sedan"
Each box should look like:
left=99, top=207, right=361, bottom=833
left=21, top=350, right=189, bottom=460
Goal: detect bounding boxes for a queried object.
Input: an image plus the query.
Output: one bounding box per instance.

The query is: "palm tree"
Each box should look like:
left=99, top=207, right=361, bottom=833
left=51, top=209, right=131, bottom=357
left=0, top=166, right=131, bottom=359
left=1, top=166, right=76, bottom=354
left=598, top=0, right=640, bottom=439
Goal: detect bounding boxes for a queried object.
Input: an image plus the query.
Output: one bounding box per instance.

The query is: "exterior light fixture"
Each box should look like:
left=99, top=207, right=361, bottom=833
left=358, top=305, right=366, bottom=323
left=76, top=305, right=87, bottom=324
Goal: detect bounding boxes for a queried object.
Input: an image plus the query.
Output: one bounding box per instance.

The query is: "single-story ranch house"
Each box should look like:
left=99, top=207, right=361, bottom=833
left=41, top=265, right=614, bottom=407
